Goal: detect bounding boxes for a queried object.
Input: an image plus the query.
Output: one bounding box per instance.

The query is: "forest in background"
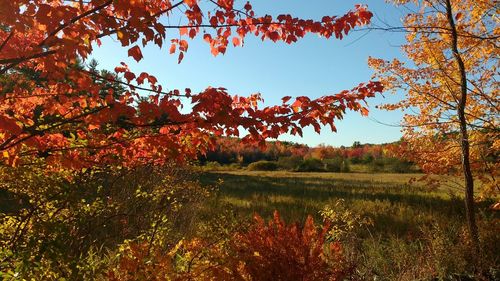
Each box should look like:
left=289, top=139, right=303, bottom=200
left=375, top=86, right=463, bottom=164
left=198, top=138, right=419, bottom=173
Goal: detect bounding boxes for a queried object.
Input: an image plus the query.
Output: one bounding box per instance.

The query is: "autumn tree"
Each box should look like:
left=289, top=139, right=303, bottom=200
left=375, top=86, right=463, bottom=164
left=0, top=0, right=383, bottom=170
left=369, top=0, right=499, bottom=247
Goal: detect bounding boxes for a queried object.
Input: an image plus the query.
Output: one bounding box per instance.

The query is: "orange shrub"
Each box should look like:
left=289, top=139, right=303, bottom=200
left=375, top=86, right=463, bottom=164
left=225, top=211, right=355, bottom=281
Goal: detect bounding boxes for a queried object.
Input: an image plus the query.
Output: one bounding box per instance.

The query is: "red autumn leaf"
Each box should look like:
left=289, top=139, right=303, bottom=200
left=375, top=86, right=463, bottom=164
left=128, top=45, right=143, bottom=62
left=124, top=71, right=136, bottom=82
left=360, top=107, right=369, bottom=116
left=291, top=99, right=302, bottom=112
left=178, top=52, right=184, bottom=64
left=203, top=33, right=212, bottom=43
left=179, top=40, right=189, bottom=52
left=0, top=116, right=22, bottom=135
left=189, top=28, right=197, bottom=39
left=282, top=96, right=292, bottom=103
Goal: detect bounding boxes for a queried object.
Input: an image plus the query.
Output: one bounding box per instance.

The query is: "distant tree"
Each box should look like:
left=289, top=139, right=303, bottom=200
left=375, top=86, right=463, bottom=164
left=352, top=141, right=362, bottom=148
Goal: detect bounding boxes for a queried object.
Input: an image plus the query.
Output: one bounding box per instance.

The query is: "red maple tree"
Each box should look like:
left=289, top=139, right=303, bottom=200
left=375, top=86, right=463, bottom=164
left=0, top=0, right=382, bottom=169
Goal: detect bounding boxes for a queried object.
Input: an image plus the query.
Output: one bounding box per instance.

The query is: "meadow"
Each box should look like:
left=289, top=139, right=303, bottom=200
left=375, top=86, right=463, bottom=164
left=199, top=170, right=499, bottom=280
left=0, top=166, right=498, bottom=280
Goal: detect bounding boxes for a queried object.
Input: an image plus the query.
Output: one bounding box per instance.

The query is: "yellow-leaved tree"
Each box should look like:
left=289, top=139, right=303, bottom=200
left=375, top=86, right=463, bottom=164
left=369, top=0, right=498, bottom=247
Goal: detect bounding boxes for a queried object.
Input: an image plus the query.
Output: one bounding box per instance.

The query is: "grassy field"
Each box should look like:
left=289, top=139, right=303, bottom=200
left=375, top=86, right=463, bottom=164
left=201, top=171, right=466, bottom=235
left=199, top=170, right=499, bottom=280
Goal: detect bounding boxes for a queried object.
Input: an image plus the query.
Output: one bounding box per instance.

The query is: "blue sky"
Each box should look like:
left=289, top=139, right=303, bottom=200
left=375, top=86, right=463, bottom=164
left=90, top=0, right=410, bottom=147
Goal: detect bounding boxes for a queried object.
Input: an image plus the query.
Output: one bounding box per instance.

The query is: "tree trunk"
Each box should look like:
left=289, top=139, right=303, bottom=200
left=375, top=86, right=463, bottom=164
left=444, top=0, right=480, bottom=249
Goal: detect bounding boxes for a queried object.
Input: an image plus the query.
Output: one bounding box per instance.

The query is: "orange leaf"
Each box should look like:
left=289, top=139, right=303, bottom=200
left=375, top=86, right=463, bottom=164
left=232, top=37, right=241, bottom=47
left=184, top=0, right=197, bottom=8
left=179, top=40, right=188, bottom=52
left=360, top=107, right=369, bottom=116
left=291, top=100, right=302, bottom=112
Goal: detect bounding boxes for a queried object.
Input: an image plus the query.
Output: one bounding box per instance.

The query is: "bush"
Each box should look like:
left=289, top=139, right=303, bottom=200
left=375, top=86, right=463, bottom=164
left=369, top=158, right=386, bottom=172
left=226, top=211, right=354, bottom=280
left=297, top=158, right=324, bottom=172
left=324, top=157, right=350, bottom=173
left=203, top=161, right=222, bottom=170
left=0, top=163, right=211, bottom=279
left=368, top=158, right=415, bottom=173
left=247, top=160, right=279, bottom=171
left=387, top=158, right=414, bottom=173
left=277, top=156, right=303, bottom=171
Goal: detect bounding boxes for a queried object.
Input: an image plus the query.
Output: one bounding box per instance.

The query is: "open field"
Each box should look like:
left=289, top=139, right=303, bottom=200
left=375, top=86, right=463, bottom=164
left=200, top=171, right=478, bottom=231
left=199, top=171, right=499, bottom=279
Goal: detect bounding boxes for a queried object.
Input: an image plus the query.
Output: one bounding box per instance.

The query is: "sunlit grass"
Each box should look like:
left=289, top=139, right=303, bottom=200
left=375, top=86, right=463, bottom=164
left=200, top=171, right=492, bottom=237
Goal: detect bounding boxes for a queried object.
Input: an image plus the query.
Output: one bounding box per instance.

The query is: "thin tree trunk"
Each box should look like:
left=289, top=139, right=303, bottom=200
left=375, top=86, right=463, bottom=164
left=444, top=0, right=480, bottom=249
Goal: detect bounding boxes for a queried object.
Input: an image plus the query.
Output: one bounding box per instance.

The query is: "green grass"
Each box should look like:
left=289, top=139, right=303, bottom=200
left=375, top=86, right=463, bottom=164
left=200, top=171, right=467, bottom=234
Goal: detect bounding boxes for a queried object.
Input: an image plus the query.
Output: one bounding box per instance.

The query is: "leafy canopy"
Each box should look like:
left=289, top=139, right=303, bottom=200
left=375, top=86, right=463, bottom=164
left=0, top=0, right=382, bottom=169
left=369, top=0, right=498, bottom=194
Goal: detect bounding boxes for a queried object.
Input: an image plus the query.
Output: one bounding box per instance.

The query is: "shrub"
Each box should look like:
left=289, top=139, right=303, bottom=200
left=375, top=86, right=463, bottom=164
left=386, top=158, right=414, bottom=173
left=297, top=158, right=324, bottom=172
left=203, top=161, right=222, bottom=170
left=324, top=157, right=350, bottom=173
left=343, top=160, right=351, bottom=172
left=367, top=158, right=415, bottom=173
left=324, top=158, right=342, bottom=172
left=0, top=163, right=211, bottom=279
left=369, top=158, right=385, bottom=172
left=226, top=211, right=354, bottom=280
left=320, top=199, right=373, bottom=242
left=107, top=211, right=355, bottom=281
left=277, top=156, right=303, bottom=171
left=247, top=160, right=279, bottom=171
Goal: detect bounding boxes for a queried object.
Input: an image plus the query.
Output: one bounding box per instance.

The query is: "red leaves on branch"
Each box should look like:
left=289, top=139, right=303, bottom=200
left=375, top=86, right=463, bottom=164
left=0, top=0, right=381, bottom=169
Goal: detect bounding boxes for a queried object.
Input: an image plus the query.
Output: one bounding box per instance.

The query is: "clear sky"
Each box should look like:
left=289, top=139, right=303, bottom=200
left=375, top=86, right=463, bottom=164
left=90, top=0, right=411, bottom=147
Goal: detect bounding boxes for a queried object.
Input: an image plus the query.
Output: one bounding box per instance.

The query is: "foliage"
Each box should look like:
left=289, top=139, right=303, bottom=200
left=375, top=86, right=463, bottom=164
left=0, top=0, right=382, bottom=169
left=369, top=0, right=499, bottom=194
left=320, top=200, right=372, bottom=242
left=201, top=138, right=417, bottom=173
left=277, top=155, right=304, bottom=171
left=224, top=211, right=355, bottom=281
left=297, top=158, right=325, bottom=172
left=247, top=160, right=279, bottom=171
left=106, top=211, right=355, bottom=281
left=324, top=157, right=350, bottom=173
left=369, top=0, right=499, bottom=245
left=0, top=163, right=211, bottom=279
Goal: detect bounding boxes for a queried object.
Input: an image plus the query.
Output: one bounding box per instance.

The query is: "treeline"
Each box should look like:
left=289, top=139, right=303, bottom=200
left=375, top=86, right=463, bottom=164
left=198, top=138, right=419, bottom=173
